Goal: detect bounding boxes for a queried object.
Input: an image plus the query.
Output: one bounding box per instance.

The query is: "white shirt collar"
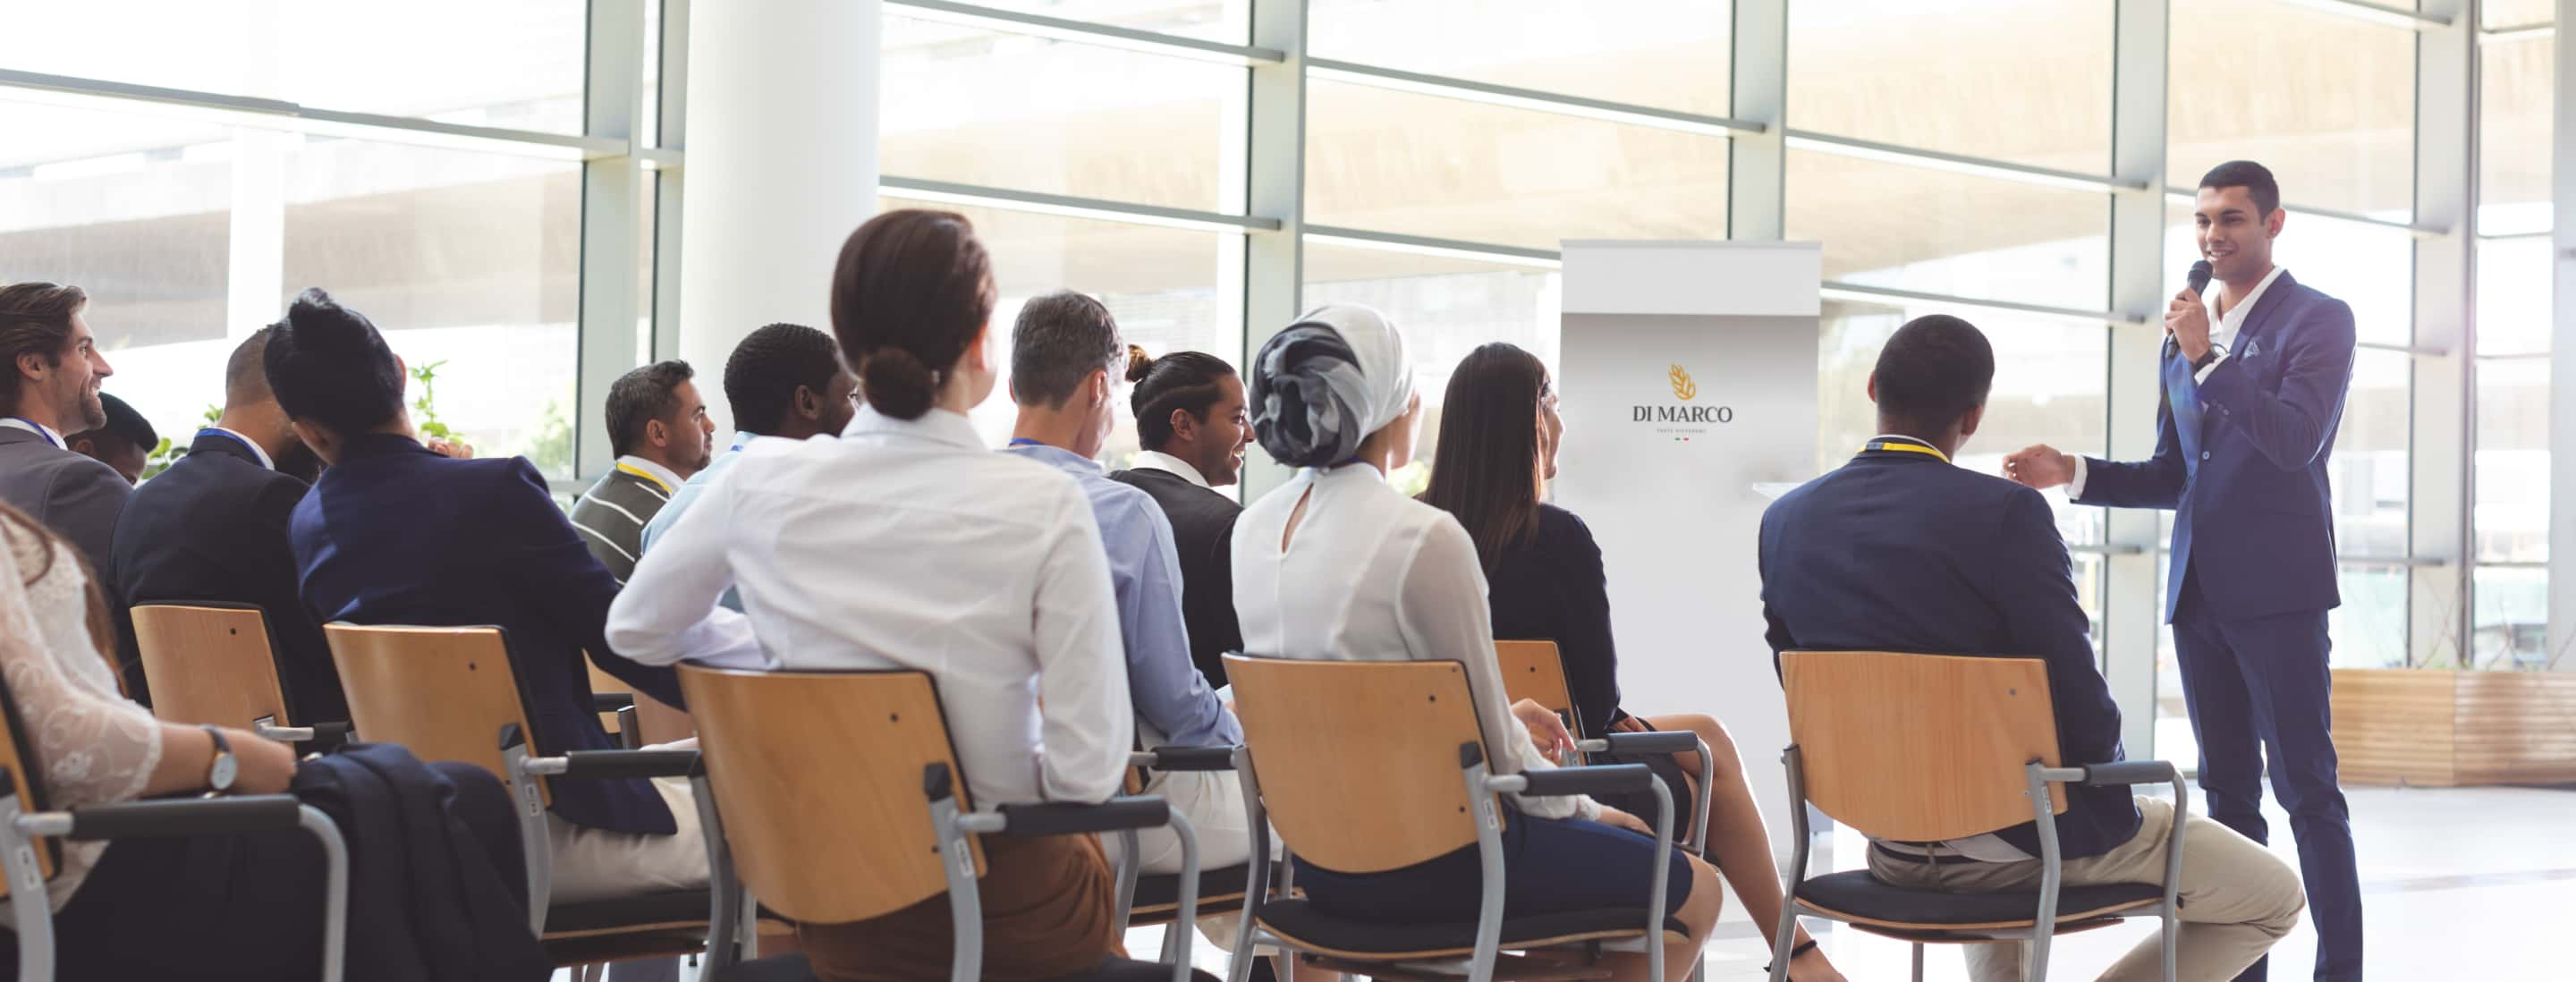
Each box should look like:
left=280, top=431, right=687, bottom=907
left=0, top=418, right=63, bottom=449
left=1129, top=449, right=1211, bottom=489
left=201, top=426, right=275, bottom=470
left=843, top=405, right=988, bottom=451
left=2206, top=265, right=2287, bottom=346
left=614, top=455, right=685, bottom=495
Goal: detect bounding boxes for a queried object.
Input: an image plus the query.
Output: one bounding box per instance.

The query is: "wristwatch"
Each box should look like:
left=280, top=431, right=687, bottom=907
left=2192, top=345, right=2224, bottom=372
left=201, top=724, right=238, bottom=795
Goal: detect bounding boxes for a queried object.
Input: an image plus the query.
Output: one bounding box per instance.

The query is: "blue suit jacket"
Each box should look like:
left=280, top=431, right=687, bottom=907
left=290, top=433, right=684, bottom=835
left=1758, top=444, right=2140, bottom=859
left=2078, top=271, right=2355, bottom=622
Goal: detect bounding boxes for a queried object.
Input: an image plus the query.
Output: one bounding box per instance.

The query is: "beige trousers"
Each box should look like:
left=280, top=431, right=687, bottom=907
left=1865, top=797, right=2305, bottom=982
left=546, top=771, right=713, bottom=905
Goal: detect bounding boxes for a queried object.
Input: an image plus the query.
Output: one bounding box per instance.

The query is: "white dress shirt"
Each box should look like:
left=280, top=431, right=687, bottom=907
left=2071, top=265, right=2287, bottom=498
left=606, top=406, right=1134, bottom=809
left=199, top=426, right=275, bottom=470
left=1233, top=463, right=1599, bottom=822
left=1128, top=450, right=1212, bottom=489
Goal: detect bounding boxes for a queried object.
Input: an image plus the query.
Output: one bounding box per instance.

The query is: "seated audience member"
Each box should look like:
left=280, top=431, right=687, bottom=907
left=66, top=393, right=157, bottom=486
left=607, top=210, right=1136, bottom=981
left=1420, top=342, right=1843, bottom=982
left=0, top=501, right=541, bottom=980
left=572, top=360, right=714, bottom=584
left=639, top=322, right=858, bottom=566
left=1107, top=351, right=1251, bottom=688
left=1758, top=314, right=2304, bottom=982
left=267, top=287, right=708, bottom=905
left=1003, top=291, right=1254, bottom=878
left=111, top=327, right=344, bottom=724
left=1231, top=304, right=1719, bottom=982
left=0, top=282, right=131, bottom=620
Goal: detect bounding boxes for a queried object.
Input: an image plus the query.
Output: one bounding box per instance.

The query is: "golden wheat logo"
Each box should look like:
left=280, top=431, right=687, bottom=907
left=1668, top=364, right=1697, bottom=402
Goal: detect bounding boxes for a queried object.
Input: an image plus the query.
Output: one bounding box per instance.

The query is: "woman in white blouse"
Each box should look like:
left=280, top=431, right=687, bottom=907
left=1230, top=305, right=1723, bottom=982
left=606, top=209, right=1137, bottom=981
left=0, top=501, right=530, bottom=978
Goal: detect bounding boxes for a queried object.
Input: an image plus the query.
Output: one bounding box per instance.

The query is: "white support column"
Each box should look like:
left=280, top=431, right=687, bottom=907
left=2106, top=0, right=2172, bottom=758
left=676, top=0, right=882, bottom=436
left=225, top=131, right=289, bottom=341
left=578, top=0, right=648, bottom=478
left=2412, top=0, right=2473, bottom=667
left=651, top=0, right=690, bottom=364
left=2552, top=0, right=2576, bottom=665
left=1729, top=0, right=1787, bottom=241
left=1239, top=0, right=1307, bottom=501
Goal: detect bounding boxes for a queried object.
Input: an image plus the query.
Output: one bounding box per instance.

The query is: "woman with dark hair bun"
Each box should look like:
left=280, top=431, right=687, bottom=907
left=609, top=210, right=1140, bottom=980
left=1228, top=305, right=1723, bottom=982
left=1421, top=343, right=1845, bottom=982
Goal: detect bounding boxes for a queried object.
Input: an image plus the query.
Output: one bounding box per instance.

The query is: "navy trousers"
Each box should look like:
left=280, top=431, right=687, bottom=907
left=2173, top=574, right=2361, bottom=982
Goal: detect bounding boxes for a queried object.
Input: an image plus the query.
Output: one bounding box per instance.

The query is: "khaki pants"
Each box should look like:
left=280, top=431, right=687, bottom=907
left=1866, top=797, right=2304, bottom=982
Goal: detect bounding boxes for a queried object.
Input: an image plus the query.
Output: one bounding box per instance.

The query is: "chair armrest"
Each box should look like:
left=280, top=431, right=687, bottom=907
left=1137, top=746, right=1238, bottom=772
left=1503, top=763, right=1656, bottom=799
left=61, top=794, right=305, bottom=840
left=2080, top=761, right=2181, bottom=787
left=548, top=749, right=703, bottom=781
left=1581, top=732, right=1699, bottom=757
left=307, top=721, right=353, bottom=751
left=993, top=797, right=1172, bottom=836
left=591, top=691, right=637, bottom=713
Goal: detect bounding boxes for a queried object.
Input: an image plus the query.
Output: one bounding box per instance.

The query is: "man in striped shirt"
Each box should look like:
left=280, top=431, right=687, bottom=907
left=572, top=360, right=713, bottom=583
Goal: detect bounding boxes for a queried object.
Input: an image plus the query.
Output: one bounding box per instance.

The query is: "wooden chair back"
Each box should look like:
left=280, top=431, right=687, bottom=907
left=1780, top=651, right=2066, bottom=842
left=1494, top=639, right=1580, bottom=738
left=678, top=665, right=986, bottom=924
left=323, top=623, right=548, bottom=807
left=131, top=603, right=296, bottom=730
left=1224, top=655, right=1489, bottom=874
left=0, top=672, right=58, bottom=894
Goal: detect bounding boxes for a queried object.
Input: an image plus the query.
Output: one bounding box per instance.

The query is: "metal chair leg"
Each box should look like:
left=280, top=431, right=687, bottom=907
left=1911, top=942, right=1925, bottom=982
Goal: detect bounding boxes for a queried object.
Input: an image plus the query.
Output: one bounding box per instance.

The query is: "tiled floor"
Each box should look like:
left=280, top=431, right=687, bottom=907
left=640, top=783, right=2575, bottom=981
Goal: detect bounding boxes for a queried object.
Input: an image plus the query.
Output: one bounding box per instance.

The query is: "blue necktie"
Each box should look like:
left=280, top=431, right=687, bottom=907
left=2165, top=347, right=2203, bottom=477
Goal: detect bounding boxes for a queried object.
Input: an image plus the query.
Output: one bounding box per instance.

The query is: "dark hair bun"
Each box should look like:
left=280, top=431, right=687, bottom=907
left=1123, top=344, right=1154, bottom=384
left=860, top=347, right=937, bottom=420
left=1249, top=324, right=1366, bottom=469
left=283, top=287, right=381, bottom=352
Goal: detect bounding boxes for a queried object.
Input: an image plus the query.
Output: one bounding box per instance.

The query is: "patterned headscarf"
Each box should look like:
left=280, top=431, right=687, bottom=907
left=1248, top=303, right=1414, bottom=468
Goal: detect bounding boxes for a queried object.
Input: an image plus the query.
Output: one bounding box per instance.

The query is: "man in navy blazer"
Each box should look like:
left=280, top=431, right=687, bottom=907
left=2011, top=161, right=2360, bottom=982
left=266, top=287, right=714, bottom=906
left=1767, top=315, right=2303, bottom=982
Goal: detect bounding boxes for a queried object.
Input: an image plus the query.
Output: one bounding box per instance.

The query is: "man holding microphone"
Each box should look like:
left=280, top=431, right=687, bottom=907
left=2005, top=160, right=2359, bottom=981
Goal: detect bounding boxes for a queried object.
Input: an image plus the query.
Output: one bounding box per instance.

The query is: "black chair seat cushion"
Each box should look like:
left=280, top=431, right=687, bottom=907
left=712, top=953, right=1216, bottom=982
left=1131, top=860, right=1267, bottom=915
left=1796, top=871, right=2165, bottom=927
left=546, top=888, right=711, bottom=935
left=1254, top=898, right=1682, bottom=958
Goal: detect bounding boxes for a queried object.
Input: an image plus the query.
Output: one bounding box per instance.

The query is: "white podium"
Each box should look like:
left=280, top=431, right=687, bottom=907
left=1553, top=241, right=1821, bottom=864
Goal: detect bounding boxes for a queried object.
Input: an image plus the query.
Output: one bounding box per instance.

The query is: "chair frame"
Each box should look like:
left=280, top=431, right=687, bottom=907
left=1767, top=652, right=2190, bottom=982
left=682, top=666, right=1205, bottom=982
left=0, top=670, right=349, bottom=982
left=1496, top=640, right=1716, bottom=855
left=324, top=622, right=720, bottom=965
left=1223, top=655, right=1690, bottom=982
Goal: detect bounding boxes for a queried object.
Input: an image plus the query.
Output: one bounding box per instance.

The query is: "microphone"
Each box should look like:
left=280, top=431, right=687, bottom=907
left=2168, top=259, right=2215, bottom=359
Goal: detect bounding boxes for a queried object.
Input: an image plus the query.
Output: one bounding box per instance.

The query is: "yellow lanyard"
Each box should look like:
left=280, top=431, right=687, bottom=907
left=615, top=462, right=674, bottom=495
left=1862, top=439, right=1951, bottom=463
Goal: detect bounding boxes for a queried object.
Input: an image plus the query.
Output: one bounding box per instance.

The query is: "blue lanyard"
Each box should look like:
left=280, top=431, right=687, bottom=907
left=1007, top=438, right=1046, bottom=448
left=4, top=418, right=60, bottom=450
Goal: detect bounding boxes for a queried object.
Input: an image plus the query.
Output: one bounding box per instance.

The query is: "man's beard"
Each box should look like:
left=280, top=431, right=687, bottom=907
left=72, top=388, right=105, bottom=432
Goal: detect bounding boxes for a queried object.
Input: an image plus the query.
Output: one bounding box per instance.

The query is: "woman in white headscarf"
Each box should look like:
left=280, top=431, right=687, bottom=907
left=1231, top=305, right=1724, bottom=982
